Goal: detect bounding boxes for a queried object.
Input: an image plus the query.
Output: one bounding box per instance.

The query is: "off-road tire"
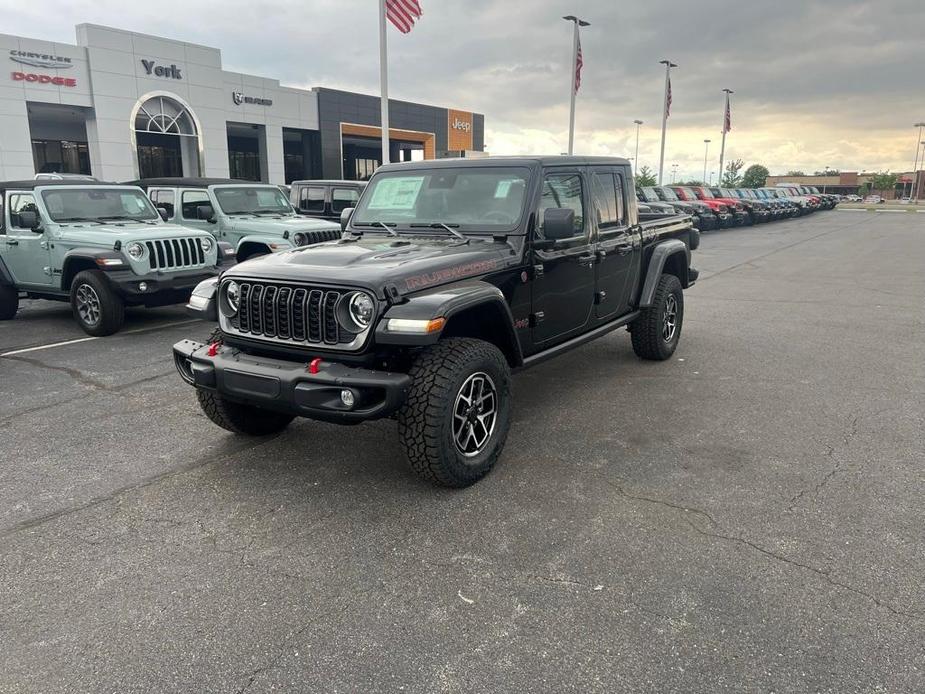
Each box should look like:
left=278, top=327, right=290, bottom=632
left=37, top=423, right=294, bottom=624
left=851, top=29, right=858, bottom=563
left=0, top=284, right=18, bottom=320
left=631, top=273, right=683, bottom=361
left=69, top=270, right=124, bottom=336
left=196, top=389, right=294, bottom=436
left=398, top=338, right=512, bottom=488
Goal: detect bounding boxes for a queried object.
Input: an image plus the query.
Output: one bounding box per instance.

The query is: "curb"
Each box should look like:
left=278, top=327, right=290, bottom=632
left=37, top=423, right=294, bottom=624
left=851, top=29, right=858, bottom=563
left=837, top=208, right=925, bottom=213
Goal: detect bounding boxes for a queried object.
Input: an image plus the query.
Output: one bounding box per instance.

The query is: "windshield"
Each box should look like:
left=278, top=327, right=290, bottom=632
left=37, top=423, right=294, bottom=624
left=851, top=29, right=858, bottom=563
left=41, top=187, right=158, bottom=223
left=653, top=186, right=678, bottom=201
left=353, top=167, right=529, bottom=231
left=214, top=186, right=293, bottom=215
left=639, top=187, right=659, bottom=202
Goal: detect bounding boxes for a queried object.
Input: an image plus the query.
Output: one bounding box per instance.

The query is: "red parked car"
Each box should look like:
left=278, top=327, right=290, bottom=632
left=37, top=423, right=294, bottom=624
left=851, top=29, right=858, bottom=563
left=670, top=186, right=739, bottom=227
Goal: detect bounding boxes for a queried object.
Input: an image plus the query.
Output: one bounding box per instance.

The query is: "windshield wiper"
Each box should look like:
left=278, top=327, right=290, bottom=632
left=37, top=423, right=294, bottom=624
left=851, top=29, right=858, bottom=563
left=55, top=217, right=102, bottom=224
left=96, top=215, right=152, bottom=223
left=410, top=222, right=468, bottom=243
left=352, top=221, right=399, bottom=237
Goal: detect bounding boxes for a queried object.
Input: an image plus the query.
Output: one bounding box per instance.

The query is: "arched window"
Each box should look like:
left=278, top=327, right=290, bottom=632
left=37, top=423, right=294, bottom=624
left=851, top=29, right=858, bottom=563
left=134, top=96, right=197, bottom=137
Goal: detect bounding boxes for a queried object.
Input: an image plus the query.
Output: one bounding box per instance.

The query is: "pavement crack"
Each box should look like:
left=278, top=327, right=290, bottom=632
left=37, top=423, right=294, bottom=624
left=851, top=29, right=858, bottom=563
left=685, top=519, right=918, bottom=620
left=3, top=354, right=112, bottom=391
left=605, top=479, right=718, bottom=529
left=788, top=414, right=860, bottom=511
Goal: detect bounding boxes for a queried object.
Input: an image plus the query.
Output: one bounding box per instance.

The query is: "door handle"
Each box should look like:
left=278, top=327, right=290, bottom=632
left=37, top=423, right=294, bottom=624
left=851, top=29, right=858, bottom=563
left=5, top=239, right=18, bottom=246
left=615, top=243, right=633, bottom=255
left=576, top=253, right=595, bottom=267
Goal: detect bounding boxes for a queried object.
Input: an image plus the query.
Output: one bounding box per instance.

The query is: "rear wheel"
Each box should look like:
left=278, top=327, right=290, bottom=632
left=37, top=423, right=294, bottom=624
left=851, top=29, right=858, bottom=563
left=398, top=338, right=512, bottom=488
left=0, top=284, right=18, bottom=320
left=631, top=273, right=683, bottom=361
left=70, top=270, right=124, bottom=336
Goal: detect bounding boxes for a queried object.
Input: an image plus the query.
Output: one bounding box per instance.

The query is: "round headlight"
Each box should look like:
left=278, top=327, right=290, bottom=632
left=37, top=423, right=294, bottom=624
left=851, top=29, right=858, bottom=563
left=200, top=236, right=214, bottom=253
left=225, top=280, right=239, bottom=313
left=293, top=232, right=307, bottom=247
left=348, top=292, right=374, bottom=330
left=126, top=242, right=145, bottom=260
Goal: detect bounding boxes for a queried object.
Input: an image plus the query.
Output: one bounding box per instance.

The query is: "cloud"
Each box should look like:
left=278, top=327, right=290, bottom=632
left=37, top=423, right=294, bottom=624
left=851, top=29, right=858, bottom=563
left=2, top=0, right=923, bottom=178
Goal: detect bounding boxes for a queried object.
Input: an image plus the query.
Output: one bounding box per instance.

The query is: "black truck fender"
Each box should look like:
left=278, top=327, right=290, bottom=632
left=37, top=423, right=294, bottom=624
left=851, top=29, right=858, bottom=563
left=638, top=239, right=690, bottom=308
left=60, top=248, right=129, bottom=290
left=375, top=281, right=523, bottom=367
left=0, top=255, right=14, bottom=286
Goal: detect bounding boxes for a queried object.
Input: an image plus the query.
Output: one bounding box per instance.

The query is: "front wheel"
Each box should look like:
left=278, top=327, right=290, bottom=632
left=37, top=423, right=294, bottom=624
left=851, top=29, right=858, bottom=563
left=398, top=338, right=512, bottom=488
left=70, top=270, right=124, bottom=336
left=631, top=273, right=684, bottom=361
left=196, top=390, right=294, bottom=436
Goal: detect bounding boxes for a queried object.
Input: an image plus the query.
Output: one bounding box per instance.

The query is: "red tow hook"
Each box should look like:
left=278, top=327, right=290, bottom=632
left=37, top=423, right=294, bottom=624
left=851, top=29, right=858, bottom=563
left=308, top=357, right=322, bottom=374
left=206, top=342, right=221, bottom=357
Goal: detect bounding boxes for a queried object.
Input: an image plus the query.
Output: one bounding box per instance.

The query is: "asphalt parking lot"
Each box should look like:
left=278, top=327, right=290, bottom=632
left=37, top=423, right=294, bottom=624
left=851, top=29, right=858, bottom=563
left=2, top=211, right=923, bottom=693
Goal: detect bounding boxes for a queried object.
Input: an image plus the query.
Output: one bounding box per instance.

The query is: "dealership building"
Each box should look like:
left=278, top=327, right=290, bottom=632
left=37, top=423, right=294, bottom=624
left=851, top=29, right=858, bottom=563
left=0, top=24, right=485, bottom=183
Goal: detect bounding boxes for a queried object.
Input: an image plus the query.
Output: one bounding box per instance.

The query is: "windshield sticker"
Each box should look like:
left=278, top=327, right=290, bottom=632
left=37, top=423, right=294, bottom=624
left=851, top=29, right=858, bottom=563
left=368, top=177, right=424, bottom=210
left=494, top=180, right=513, bottom=198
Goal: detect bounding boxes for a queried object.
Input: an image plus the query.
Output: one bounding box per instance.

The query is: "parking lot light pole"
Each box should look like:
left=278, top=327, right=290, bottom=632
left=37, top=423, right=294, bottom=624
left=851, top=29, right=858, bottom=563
left=633, top=120, right=643, bottom=176
left=912, top=122, right=925, bottom=203
left=703, top=139, right=711, bottom=183
left=563, top=16, right=590, bottom=156
left=671, top=163, right=679, bottom=183
left=823, top=166, right=829, bottom=194
left=657, top=60, right=677, bottom=185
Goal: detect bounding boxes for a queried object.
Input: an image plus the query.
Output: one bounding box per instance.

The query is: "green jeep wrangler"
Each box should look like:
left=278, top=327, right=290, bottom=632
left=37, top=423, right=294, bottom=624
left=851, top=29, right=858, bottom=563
left=0, top=180, right=228, bottom=336
left=132, top=178, right=342, bottom=262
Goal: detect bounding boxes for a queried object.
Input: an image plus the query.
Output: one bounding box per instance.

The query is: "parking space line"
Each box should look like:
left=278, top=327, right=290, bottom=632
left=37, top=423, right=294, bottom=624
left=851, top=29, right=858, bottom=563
left=0, top=318, right=201, bottom=357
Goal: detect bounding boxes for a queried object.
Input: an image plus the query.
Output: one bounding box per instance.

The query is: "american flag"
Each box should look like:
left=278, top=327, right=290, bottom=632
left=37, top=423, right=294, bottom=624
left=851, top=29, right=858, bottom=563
left=574, top=34, right=584, bottom=93
left=665, top=76, right=672, bottom=118
left=723, top=92, right=732, bottom=133
left=386, top=0, right=422, bottom=34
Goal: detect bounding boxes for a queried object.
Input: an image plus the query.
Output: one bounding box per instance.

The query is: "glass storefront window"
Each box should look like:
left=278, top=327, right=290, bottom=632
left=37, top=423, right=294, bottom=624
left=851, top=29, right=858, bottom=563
left=32, top=140, right=91, bottom=176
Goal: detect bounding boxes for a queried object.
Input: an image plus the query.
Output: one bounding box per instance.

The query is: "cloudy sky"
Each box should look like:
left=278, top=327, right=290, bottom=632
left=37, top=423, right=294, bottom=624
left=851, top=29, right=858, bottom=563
left=3, top=0, right=924, bottom=181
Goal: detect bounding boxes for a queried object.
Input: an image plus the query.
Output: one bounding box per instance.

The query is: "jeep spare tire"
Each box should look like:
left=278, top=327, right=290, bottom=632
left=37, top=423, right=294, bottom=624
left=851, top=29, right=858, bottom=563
left=398, top=338, right=512, bottom=488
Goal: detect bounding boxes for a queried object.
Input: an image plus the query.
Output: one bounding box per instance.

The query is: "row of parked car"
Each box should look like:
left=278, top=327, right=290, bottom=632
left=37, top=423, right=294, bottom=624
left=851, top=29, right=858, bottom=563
left=637, top=184, right=838, bottom=231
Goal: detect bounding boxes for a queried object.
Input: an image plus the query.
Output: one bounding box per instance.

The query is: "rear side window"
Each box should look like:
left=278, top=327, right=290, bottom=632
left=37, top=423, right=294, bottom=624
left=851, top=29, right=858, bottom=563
left=299, top=186, right=325, bottom=212
left=331, top=187, right=359, bottom=213
left=181, top=191, right=210, bottom=219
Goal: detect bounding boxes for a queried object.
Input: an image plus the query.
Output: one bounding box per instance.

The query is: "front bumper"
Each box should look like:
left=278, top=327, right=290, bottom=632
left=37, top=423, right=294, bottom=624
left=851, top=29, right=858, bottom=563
left=173, top=339, right=411, bottom=424
left=106, top=268, right=219, bottom=306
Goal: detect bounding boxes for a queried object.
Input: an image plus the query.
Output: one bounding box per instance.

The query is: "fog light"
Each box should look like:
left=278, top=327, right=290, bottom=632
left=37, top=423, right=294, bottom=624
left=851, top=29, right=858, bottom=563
left=138, top=282, right=148, bottom=292
left=340, top=389, right=355, bottom=408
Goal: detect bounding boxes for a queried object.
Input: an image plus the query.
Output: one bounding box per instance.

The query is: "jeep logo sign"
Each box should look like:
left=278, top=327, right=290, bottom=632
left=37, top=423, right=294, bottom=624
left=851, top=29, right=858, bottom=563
left=451, top=117, right=471, bottom=133
left=141, top=59, right=182, bottom=80
left=232, top=91, right=272, bottom=107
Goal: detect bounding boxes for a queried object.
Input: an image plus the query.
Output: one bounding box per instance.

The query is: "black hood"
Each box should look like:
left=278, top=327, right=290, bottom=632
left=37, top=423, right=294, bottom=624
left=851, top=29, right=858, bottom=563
left=222, top=234, right=519, bottom=297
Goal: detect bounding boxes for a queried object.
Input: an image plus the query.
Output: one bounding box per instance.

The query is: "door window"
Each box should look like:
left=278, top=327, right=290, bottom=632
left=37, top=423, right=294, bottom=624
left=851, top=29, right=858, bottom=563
left=299, top=186, right=325, bottom=212
left=151, top=189, right=175, bottom=217
left=538, top=173, right=585, bottom=240
left=181, top=191, right=210, bottom=219
left=332, top=187, right=360, bottom=213
left=9, top=194, right=38, bottom=230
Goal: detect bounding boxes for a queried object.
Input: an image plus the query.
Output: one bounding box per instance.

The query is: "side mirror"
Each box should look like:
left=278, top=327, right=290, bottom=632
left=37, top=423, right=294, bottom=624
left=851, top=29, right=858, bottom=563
left=17, top=210, right=41, bottom=232
left=340, top=207, right=354, bottom=232
left=157, top=207, right=169, bottom=222
left=542, top=207, right=576, bottom=241
left=196, top=204, right=215, bottom=222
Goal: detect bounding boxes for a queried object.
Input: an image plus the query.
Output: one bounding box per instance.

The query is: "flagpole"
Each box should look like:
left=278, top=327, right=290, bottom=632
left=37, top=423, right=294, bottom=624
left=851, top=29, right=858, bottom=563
left=657, top=59, right=676, bottom=185
left=563, top=16, right=589, bottom=156
left=718, top=88, right=733, bottom=184
left=379, top=0, right=390, bottom=168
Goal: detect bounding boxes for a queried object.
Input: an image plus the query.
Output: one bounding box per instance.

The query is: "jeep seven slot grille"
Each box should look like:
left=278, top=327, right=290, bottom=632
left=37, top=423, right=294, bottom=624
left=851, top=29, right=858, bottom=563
left=145, top=238, right=205, bottom=271
left=229, top=281, right=352, bottom=346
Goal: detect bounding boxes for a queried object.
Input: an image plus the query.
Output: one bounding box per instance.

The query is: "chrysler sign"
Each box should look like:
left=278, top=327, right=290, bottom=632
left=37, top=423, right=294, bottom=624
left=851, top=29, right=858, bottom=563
left=9, top=50, right=73, bottom=69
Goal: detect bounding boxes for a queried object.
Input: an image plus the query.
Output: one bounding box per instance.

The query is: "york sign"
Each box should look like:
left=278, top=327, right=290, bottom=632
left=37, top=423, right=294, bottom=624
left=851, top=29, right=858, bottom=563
left=141, top=59, right=182, bottom=79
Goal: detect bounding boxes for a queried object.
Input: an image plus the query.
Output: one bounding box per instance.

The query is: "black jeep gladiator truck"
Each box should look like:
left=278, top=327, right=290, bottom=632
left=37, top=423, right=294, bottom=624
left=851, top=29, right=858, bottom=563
left=173, top=156, right=699, bottom=487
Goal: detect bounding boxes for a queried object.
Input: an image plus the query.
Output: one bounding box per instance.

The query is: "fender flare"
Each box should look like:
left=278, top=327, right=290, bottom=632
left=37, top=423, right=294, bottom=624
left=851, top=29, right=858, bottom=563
left=236, top=235, right=292, bottom=257
left=638, top=239, right=689, bottom=308
left=375, top=281, right=523, bottom=366
left=0, top=255, right=14, bottom=286
left=61, top=248, right=128, bottom=290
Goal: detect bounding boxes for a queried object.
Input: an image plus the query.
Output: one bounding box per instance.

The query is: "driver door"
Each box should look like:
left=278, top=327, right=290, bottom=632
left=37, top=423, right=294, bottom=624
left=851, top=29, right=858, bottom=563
left=2, top=192, right=52, bottom=287
left=530, top=170, right=596, bottom=346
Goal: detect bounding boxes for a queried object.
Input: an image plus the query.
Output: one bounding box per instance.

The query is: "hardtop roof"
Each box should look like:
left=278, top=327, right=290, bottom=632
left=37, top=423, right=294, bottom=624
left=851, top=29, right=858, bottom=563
left=127, top=177, right=264, bottom=188
left=0, top=180, right=130, bottom=190
left=376, top=155, right=632, bottom=172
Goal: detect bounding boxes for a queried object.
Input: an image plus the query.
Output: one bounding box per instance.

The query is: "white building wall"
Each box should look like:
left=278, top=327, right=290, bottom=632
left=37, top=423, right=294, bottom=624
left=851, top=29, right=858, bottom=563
left=0, top=24, right=321, bottom=182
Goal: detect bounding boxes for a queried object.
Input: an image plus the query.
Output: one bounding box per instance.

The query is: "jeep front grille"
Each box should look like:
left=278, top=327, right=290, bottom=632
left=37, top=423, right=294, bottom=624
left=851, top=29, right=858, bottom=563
left=227, top=281, right=354, bottom=346
left=145, top=238, right=206, bottom=271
